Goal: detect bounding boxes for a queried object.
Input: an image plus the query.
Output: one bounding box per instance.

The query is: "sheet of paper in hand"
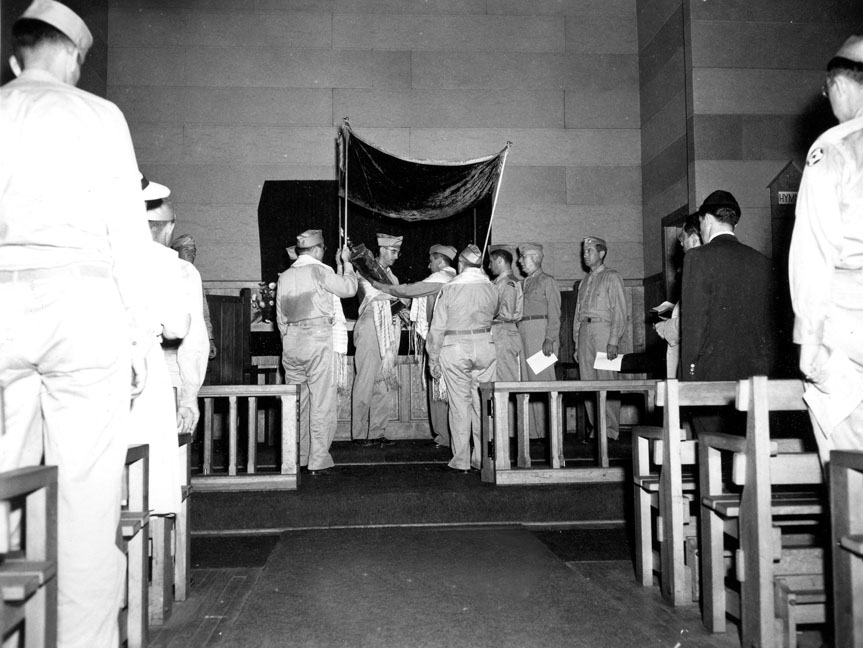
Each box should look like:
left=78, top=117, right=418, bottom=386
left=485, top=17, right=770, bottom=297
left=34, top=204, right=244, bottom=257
left=650, top=301, right=675, bottom=320
left=526, top=350, right=557, bottom=375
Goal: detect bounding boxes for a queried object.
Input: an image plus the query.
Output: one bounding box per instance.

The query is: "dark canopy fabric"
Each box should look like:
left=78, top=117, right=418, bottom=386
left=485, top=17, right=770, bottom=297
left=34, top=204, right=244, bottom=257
left=338, top=125, right=508, bottom=222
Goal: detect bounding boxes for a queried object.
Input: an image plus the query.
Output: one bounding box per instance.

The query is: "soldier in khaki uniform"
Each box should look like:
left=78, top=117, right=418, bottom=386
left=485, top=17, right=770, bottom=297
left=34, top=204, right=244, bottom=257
left=427, top=245, right=498, bottom=472
left=789, top=35, right=863, bottom=462
left=278, top=229, right=357, bottom=473
left=488, top=244, right=523, bottom=381
left=517, top=243, right=561, bottom=441
left=574, top=236, right=627, bottom=440
left=373, top=244, right=458, bottom=448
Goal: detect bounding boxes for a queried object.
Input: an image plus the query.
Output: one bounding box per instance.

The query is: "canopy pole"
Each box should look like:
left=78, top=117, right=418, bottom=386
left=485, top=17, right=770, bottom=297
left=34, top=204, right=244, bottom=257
left=480, top=143, right=510, bottom=261
left=343, top=129, right=350, bottom=247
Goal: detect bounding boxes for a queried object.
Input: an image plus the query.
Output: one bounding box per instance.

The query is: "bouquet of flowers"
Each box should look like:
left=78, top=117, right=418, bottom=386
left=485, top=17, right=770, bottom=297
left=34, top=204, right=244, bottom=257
left=253, top=281, right=277, bottom=322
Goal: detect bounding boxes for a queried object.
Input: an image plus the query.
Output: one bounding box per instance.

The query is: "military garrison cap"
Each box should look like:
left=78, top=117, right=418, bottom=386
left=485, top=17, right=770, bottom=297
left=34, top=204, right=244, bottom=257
left=583, top=236, right=607, bottom=248
left=459, top=244, right=482, bottom=265
left=16, top=0, right=93, bottom=60
left=377, top=234, right=403, bottom=249
left=297, top=229, right=323, bottom=247
left=429, top=244, right=457, bottom=261
left=518, top=243, right=543, bottom=255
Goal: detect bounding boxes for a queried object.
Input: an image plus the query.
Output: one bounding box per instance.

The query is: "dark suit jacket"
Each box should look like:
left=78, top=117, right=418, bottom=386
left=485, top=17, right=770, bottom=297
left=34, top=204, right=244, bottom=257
left=680, top=233, right=774, bottom=381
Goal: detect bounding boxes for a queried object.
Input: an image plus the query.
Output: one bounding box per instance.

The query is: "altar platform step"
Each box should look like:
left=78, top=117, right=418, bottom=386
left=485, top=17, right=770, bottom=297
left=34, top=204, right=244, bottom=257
left=191, top=456, right=628, bottom=534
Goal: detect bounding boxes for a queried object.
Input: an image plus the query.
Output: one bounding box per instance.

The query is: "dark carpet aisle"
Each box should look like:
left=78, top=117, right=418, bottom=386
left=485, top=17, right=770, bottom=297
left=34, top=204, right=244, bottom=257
left=216, top=527, right=736, bottom=648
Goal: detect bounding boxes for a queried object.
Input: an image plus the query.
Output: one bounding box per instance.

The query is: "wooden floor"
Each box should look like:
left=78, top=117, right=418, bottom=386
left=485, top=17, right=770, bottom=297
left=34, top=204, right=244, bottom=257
left=149, top=568, right=263, bottom=648
left=150, top=561, right=743, bottom=648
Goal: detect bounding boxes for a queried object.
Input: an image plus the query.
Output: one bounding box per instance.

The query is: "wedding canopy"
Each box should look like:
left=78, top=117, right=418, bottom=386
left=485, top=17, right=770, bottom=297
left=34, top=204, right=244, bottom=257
left=337, top=122, right=509, bottom=254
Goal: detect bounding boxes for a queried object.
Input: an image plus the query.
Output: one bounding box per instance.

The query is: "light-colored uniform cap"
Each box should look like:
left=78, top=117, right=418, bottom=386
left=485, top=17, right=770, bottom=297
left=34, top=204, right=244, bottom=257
left=377, top=233, right=403, bottom=249
left=583, top=236, right=607, bottom=248
left=17, top=0, right=94, bottom=59
left=519, top=243, right=543, bottom=256
left=459, top=244, right=482, bottom=265
left=297, top=229, right=323, bottom=247
left=834, top=35, right=863, bottom=64
left=140, top=172, right=171, bottom=201
left=429, top=244, right=457, bottom=261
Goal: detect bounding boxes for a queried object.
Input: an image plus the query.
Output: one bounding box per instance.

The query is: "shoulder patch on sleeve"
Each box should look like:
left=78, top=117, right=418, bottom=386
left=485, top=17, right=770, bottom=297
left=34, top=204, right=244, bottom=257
left=806, top=147, right=824, bottom=167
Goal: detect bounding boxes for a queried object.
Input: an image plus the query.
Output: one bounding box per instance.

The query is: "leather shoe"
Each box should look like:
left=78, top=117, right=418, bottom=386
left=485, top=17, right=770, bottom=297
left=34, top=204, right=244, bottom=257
left=309, top=466, right=335, bottom=476
left=351, top=439, right=376, bottom=447
left=377, top=436, right=395, bottom=446
left=426, top=440, right=448, bottom=449
left=443, top=465, right=470, bottom=474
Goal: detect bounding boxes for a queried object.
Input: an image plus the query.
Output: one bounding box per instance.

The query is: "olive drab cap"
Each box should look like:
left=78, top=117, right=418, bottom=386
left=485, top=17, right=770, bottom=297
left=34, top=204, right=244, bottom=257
left=429, top=244, right=457, bottom=261
left=17, top=0, right=93, bottom=60
left=377, top=234, right=403, bottom=249
left=297, top=229, right=323, bottom=247
left=459, top=244, right=482, bottom=265
left=582, top=236, right=607, bottom=248
left=518, top=243, right=543, bottom=256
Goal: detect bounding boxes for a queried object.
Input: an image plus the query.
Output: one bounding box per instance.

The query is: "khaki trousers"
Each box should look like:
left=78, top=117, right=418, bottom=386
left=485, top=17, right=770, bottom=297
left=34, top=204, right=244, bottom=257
left=0, top=271, right=129, bottom=648
left=282, top=324, right=337, bottom=470
left=440, top=333, right=497, bottom=470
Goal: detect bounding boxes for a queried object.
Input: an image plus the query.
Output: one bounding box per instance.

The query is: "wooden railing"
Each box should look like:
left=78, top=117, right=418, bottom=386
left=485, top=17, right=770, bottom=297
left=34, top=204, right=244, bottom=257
left=479, top=379, right=657, bottom=485
left=196, top=384, right=299, bottom=491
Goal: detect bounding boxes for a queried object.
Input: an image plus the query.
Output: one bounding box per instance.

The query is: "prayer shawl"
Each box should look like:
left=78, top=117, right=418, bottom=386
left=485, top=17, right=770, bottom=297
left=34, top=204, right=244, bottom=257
left=291, top=255, right=352, bottom=392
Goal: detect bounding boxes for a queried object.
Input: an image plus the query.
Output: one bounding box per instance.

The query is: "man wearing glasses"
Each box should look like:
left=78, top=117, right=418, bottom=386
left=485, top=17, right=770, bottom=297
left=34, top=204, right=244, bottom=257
left=789, top=35, right=863, bottom=461
left=351, top=233, right=407, bottom=446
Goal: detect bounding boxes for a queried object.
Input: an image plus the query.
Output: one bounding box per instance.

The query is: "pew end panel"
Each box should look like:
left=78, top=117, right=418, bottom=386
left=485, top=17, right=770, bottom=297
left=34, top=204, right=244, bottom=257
left=829, top=449, right=863, bottom=648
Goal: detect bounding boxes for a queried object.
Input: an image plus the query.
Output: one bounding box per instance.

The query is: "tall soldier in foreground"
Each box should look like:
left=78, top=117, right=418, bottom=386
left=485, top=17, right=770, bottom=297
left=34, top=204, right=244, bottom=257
left=789, top=35, right=863, bottom=463
left=0, top=2, right=153, bottom=644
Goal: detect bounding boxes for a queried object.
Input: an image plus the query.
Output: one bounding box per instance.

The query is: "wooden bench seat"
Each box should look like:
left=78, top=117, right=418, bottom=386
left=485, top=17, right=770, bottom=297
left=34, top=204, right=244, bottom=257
left=0, top=465, right=58, bottom=648
left=149, top=432, right=194, bottom=626
left=632, top=380, right=737, bottom=607
left=118, top=444, right=149, bottom=648
left=829, top=449, right=863, bottom=647
left=699, top=377, right=826, bottom=647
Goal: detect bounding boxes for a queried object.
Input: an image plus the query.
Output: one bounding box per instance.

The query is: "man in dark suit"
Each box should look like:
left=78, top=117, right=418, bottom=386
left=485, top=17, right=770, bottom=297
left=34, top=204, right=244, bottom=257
left=680, top=190, right=774, bottom=383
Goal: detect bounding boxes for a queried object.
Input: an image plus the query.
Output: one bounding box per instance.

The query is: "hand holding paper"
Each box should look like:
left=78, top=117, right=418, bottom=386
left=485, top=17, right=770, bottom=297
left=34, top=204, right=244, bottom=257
left=527, top=350, right=557, bottom=375
left=594, top=352, right=622, bottom=371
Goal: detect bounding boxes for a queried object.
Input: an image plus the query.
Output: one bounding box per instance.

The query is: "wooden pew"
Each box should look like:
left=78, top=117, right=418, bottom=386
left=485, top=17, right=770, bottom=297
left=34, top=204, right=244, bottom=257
left=175, top=432, right=193, bottom=602
left=118, top=444, right=149, bottom=648
left=829, top=449, right=863, bottom=648
left=699, top=377, right=824, bottom=647
left=0, top=465, right=58, bottom=648
left=148, top=432, right=193, bottom=626
left=632, top=380, right=737, bottom=606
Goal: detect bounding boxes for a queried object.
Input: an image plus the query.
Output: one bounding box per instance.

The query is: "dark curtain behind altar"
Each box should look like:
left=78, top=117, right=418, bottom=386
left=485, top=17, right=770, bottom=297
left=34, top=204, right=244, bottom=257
left=257, top=179, right=493, bottom=322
